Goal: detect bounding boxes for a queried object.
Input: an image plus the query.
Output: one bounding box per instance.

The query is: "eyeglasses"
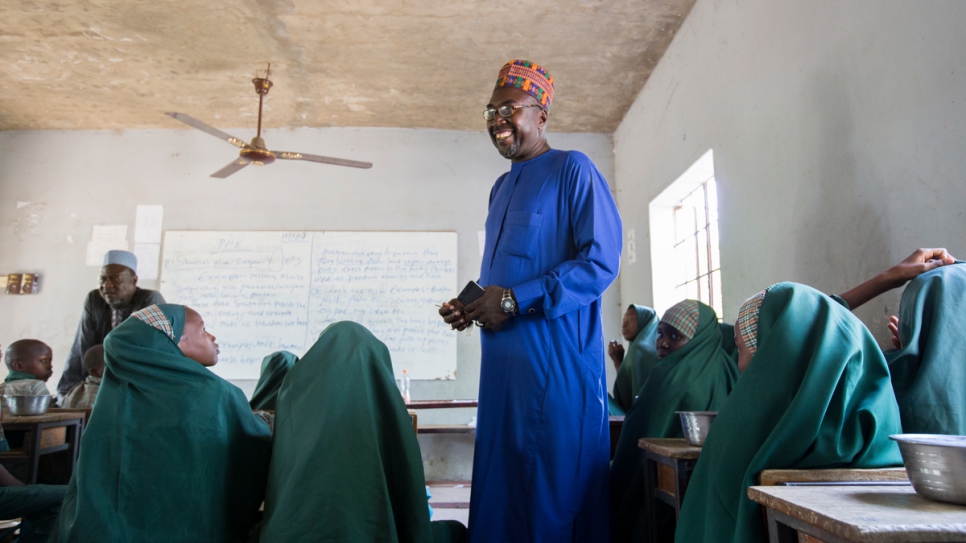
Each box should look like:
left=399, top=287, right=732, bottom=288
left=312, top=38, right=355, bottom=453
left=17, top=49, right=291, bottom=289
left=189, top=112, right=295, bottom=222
left=483, top=104, right=544, bottom=121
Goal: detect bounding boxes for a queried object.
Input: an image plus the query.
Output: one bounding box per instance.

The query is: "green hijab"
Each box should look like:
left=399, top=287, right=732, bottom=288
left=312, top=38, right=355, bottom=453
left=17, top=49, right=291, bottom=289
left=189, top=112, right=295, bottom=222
left=610, top=300, right=739, bottom=542
left=675, top=283, right=902, bottom=543
left=611, top=305, right=660, bottom=413
left=259, top=321, right=466, bottom=543
left=886, top=262, right=966, bottom=434
left=51, top=304, right=272, bottom=543
left=249, top=351, right=298, bottom=411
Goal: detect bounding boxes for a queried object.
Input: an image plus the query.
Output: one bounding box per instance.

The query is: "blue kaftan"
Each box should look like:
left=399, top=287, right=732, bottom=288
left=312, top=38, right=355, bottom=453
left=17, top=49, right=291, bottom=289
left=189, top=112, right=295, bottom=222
left=469, top=149, right=622, bottom=542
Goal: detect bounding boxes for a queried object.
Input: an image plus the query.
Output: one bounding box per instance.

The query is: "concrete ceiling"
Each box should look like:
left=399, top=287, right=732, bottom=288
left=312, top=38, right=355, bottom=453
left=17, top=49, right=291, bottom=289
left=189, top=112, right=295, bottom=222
left=0, top=0, right=695, bottom=133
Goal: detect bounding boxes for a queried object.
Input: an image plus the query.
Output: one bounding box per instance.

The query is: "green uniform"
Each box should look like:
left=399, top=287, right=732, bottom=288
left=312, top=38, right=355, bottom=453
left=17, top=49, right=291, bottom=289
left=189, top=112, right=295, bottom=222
left=0, top=483, right=67, bottom=543
left=249, top=351, right=297, bottom=411
left=887, top=262, right=966, bottom=434
left=610, top=305, right=660, bottom=414
left=675, top=283, right=903, bottom=543
left=610, top=301, right=738, bottom=542
left=51, top=304, right=272, bottom=543
left=259, top=321, right=466, bottom=543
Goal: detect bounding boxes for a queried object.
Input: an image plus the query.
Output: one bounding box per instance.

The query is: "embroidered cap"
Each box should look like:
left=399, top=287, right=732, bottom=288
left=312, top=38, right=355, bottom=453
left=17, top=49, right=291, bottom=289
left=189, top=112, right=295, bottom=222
left=661, top=300, right=701, bottom=340
left=495, top=60, right=555, bottom=110
left=132, top=305, right=175, bottom=341
left=103, top=250, right=137, bottom=273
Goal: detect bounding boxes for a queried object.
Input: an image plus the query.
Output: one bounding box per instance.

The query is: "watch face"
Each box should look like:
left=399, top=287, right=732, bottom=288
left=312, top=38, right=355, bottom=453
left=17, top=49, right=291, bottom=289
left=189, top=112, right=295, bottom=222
left=501, top=298, right=515, bottom=312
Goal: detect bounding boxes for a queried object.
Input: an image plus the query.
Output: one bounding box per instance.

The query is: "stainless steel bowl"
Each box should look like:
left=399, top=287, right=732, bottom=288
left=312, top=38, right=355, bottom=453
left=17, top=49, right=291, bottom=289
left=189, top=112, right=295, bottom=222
left=2, top=395, right=53, bottom=416
left=891, top=434, right=966, bottom=505
left=677, top=411, right=718, bottom=446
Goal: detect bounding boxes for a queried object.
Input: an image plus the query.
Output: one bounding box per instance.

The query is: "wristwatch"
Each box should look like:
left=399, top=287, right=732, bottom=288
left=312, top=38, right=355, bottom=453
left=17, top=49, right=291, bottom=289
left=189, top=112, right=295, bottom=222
left=500, top=288, right=518, bottom=316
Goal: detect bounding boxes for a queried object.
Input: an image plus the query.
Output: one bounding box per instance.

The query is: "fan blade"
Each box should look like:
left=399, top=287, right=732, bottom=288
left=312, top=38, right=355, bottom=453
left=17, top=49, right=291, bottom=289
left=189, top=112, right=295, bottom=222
left=273, top=151, right=373, bottom=169
left=165, top=112, right=248, bottom=149
left=210, top=158, right=250, bottom=178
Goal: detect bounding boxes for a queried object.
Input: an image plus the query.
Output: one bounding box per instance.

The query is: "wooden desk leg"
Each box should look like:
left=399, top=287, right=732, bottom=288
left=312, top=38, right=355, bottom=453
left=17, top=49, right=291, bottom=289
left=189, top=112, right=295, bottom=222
left=67, top=420, right=81, bottom=479
left=29, top=427, right=42, bottom=485
left=643, top=454, right=659, bottom=543
left=672, top=458, right=694, bottom=518
left=765, top=508, right=798, bottom=543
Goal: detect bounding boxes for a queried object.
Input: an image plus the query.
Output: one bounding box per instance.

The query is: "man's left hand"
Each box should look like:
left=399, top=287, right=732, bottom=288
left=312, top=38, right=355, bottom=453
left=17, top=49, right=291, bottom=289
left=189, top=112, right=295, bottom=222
left=465, top=285, right=511, bottom=332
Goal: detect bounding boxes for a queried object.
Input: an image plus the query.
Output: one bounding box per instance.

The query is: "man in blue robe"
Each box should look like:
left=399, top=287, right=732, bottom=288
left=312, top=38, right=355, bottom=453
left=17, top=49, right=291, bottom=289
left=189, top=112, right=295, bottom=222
left=440, top=60, right=622, bottom=542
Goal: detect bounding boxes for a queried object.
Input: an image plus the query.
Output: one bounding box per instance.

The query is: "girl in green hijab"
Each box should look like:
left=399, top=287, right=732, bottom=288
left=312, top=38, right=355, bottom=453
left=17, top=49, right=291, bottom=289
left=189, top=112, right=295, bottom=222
left=609, top=304, right=660, bottom=414
left=51, top=304, right=273, bottom=543
left=886, top=262, right=966, bottom=434
left=675, top=284, right=903, bottom=543
left=249, top=351, right=298, bottom=411
left=259, top=321, right=466, bottom=543
left=610, top=300, right=739, bottom=542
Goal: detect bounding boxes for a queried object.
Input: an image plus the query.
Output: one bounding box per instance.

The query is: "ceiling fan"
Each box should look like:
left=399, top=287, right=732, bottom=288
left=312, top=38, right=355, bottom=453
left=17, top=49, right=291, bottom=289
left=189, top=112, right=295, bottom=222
left=165, top=65, right=372, bottom=178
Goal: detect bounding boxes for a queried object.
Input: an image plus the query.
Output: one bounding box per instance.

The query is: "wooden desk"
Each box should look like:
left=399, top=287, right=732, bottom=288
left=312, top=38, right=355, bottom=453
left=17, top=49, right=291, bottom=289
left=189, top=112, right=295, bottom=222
left=748, top=484, right=966, bottom=543
left=405, top=400, right=478, bottom=409
left=0, top=411, right=85, bottom=484
left=638, top=438, right=702, bottom=543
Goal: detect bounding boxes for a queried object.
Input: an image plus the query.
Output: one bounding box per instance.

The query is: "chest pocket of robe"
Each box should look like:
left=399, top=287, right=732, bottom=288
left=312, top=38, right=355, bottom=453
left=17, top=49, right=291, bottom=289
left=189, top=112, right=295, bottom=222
left=500, top=212, right=543, bottom=259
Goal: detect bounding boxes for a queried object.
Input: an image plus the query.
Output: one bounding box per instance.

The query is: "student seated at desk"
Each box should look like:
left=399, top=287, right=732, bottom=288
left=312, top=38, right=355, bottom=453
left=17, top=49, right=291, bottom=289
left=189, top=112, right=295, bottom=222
left=60, top=345, right=104, bottom=409
left=1, top=340, right=54, bottom=399
left=608, top=305, right=659, bottom=415
left=885, top=260, right=966, bottom=434
left=610, top=300, right=739, bottom=542
left=675, top=283, right=905, bottom=543
left=51, top=304, right=272, bottom=542
left=249, top=351, right=298, bottom=411
left=673, top=248, right=956, bottom=543
left=259, top=321, right=466, bottom=543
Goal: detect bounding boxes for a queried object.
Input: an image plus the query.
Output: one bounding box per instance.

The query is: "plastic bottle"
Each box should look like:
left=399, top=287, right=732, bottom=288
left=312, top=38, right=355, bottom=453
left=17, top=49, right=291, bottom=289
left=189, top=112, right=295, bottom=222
left=402, top=369, right=411, bottom=403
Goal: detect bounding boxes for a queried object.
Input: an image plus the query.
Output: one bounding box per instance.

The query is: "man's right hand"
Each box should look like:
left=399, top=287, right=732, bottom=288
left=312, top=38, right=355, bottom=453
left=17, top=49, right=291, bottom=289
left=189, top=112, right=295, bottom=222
left=440, top=299, right=470, bottom=331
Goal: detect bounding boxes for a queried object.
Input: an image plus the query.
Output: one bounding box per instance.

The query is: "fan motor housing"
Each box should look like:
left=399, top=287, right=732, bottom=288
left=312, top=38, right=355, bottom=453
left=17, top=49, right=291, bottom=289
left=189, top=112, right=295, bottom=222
left=240, top=148, right=276, bottom=165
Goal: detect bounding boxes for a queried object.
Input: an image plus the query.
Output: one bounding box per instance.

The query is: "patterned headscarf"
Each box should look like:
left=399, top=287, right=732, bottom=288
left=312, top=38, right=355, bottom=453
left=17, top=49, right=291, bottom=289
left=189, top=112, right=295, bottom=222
left=661, top=300, right=701, bottom=339
left=495, top=60, right=555, bottom=109
left=131, top=305, right=176, bottom=341
left=737, top=285, right=777, bottom=356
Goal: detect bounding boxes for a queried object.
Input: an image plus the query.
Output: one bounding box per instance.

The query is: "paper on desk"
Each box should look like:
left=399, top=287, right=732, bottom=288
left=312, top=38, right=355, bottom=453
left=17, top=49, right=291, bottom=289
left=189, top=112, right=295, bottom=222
left=134, top=243, right=161, bottom=280
left=134, top=205, right=164, bottom=244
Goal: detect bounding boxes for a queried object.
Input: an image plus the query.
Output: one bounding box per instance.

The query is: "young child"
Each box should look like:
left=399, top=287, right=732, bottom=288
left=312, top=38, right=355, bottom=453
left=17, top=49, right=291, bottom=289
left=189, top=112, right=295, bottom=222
left=1, top=339, right=54, bottom=397
left=60, top=345, right=104, bottom=408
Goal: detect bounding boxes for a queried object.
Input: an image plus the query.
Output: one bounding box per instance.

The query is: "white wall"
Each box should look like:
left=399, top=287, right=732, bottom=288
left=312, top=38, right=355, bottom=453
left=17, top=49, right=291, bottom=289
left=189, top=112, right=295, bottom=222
left=0, top=127, right=621, bottom=423
left=615, top=0, right=966, bottom=344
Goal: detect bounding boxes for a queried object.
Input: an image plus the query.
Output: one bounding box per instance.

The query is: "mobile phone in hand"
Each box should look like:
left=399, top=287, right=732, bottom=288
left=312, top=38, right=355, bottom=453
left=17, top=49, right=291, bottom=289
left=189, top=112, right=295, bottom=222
left=457, top=281, right=486, bottom=307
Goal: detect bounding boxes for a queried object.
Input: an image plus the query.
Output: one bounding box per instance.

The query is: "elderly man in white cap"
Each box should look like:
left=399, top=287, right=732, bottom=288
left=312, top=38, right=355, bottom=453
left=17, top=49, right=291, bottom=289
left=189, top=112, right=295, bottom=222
left=56, top=250, right=165, bottom=397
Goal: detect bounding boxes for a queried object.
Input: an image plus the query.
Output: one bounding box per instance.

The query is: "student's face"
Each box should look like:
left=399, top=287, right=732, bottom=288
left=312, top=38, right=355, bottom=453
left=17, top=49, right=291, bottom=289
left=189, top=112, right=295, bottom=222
left=621, top=308, right=639, bottom=341
left=16, top=346, right=53, bottom=381
left=99, top=264, right=138, bottom=309
left=178, top=307, right=219, bottom=367
left=736, top=324, right=754, bottom=372
left=656, top=322, right=690, bottom=359
left=486, top=87, right=548, bottom=162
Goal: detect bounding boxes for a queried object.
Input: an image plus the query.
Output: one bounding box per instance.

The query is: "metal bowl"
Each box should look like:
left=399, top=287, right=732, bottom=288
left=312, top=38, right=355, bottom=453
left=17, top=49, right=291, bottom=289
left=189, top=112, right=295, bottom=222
left=2, top=395, right=53, bottom=416
left=676, top=411, right=718, bottom=446
left=891, top=434, right=966, bottom=505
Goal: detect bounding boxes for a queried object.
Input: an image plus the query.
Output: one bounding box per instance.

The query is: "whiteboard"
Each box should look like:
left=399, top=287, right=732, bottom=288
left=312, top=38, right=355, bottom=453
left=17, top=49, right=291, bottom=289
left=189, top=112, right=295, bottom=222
left=160, top=231, right=457, bottom=381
